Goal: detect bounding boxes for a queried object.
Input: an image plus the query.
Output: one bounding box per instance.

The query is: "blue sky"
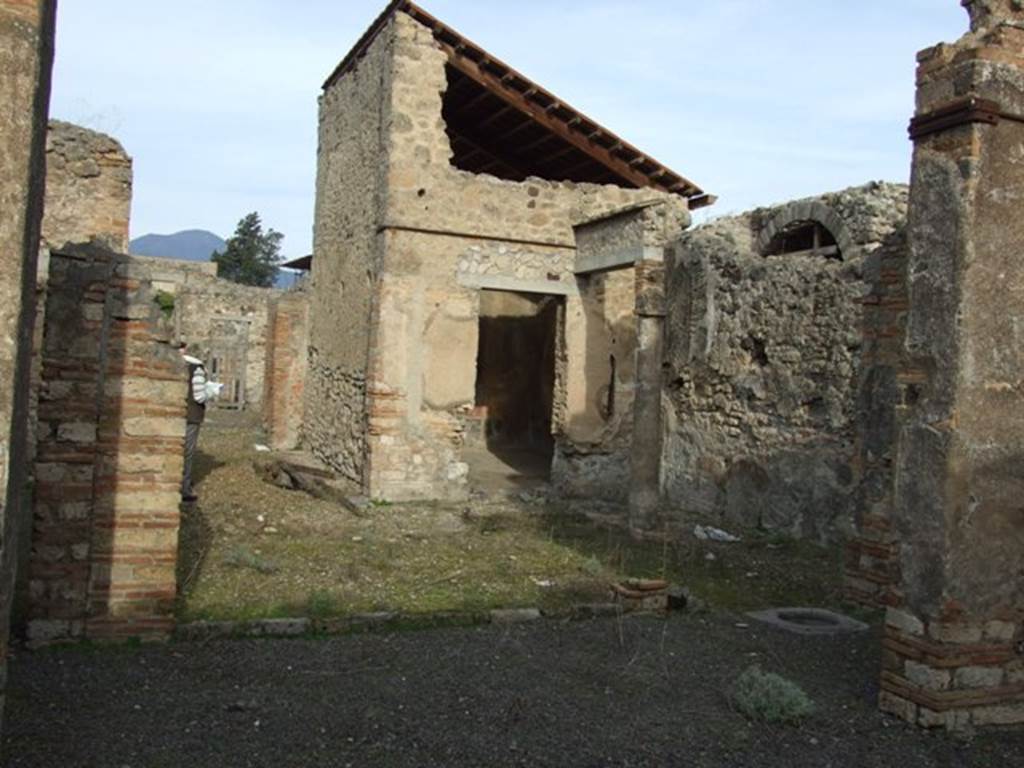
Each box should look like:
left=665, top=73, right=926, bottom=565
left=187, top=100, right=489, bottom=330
left=51, top=1, right=967, bottom=258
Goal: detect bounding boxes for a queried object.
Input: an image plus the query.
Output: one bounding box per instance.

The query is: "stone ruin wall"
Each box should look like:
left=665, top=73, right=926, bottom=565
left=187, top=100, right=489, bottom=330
left=43, top=120, right=132, bottom=253
left=16, top=115, right=282, bottom=648
left=97, top=255, right=279, bottom=411
left=24, top=245, right=186, bottom=645
left=0, top=0, right=54, bottom=730
left=663, top=183, right=908, bottom=542
left=170, top=271, right=276, bottom=409
left=318, top=10, right=688, bottom=501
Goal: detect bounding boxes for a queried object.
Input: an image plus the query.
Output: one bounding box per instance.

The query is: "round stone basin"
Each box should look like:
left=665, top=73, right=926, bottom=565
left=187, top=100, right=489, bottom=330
left=746, top=607, right=869, bottom=636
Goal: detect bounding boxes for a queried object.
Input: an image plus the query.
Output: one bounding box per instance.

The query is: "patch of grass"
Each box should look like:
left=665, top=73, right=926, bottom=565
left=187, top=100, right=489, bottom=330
left=223, top=545, right=278, bottom=575
left=177, top=413, right=845, bottom=624
left=306, top=589, right=347, bottom=618
left=732, top=665, right=815, bottom=724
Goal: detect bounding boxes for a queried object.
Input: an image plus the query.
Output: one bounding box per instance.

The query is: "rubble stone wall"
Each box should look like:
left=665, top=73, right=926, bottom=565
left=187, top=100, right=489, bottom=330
left=93, top=255, right=276, bottom=410
left=26, top=246, right=185, bottom=645
left=0, top=0, right=55, bottom=731
left=171, top=273, right=275, bottom=408
left=663, top=183, right=908, bottom=542
left=304, top=11, right=395, bottom=485
left=43, top=120, right=132, bottom=252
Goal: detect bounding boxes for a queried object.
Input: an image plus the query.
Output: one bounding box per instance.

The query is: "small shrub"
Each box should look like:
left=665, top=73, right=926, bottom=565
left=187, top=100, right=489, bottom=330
left=732, top=665, right=815, bottom=724
left=223, top=546, right=278, bottom=575
left=154, top=290, right=176, bottom=318
left=581, top=555, right=604, bottom=576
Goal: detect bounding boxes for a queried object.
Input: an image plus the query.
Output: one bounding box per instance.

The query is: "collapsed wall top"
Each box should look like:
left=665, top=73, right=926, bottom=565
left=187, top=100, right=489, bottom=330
left=324, top=0, right=711, bottom=208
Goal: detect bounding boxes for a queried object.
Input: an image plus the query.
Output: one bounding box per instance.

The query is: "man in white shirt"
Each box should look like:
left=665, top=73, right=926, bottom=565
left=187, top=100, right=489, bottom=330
left=178, top=343, right=213, bottom=503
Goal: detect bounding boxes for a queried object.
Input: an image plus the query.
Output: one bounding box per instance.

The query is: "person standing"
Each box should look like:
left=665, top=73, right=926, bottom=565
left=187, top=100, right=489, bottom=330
left=179, top=343, right=210, bottom=503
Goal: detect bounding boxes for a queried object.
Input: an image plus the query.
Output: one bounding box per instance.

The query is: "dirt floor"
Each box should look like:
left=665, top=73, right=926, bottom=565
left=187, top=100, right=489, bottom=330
left=5, top=615, right=1024, bottom=767
left=9, top=413, right=1023, bottom=766
left=175, top=412, right=844, bottom=623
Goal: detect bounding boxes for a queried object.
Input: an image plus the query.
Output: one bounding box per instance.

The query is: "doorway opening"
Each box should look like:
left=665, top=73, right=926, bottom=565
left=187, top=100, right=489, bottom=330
left=466, top=289, right=561, bottom=493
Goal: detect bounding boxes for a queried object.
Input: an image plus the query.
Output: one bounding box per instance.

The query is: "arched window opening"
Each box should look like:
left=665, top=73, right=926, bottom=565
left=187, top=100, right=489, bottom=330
left=764, top=220, right=842, bottom=261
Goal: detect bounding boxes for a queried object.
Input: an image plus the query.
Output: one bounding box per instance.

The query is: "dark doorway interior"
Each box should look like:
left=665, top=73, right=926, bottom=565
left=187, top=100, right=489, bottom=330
left=468, top=290, right=559, bottom=490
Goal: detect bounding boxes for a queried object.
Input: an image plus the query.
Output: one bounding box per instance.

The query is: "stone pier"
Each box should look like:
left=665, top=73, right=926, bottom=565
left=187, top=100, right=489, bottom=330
left=571, top=201, right=689, bottom=534
left=879, top=0, right=1024, bottom=728
left=628, top=257, right=667, bottom=534
left=0, top=0, right=55, bottom=730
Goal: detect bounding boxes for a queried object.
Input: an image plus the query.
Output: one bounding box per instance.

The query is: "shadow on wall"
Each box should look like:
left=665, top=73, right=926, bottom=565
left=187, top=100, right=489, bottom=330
left=18, top=243, right=186, bottom=644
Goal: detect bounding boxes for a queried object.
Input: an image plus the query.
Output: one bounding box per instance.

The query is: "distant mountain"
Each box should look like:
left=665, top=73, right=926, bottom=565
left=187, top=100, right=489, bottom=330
left=129, top=228, right=300, bottom=289
left=130, top=229, right=227, bottom=262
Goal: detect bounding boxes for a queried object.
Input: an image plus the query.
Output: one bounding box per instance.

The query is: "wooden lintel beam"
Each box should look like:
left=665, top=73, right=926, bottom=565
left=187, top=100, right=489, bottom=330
left=440, top=46, right=655, bottom=191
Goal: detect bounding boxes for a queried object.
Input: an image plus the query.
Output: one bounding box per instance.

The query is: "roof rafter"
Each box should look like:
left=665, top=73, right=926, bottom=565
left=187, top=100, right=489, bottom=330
left=323, top=0, right=710, bottom=205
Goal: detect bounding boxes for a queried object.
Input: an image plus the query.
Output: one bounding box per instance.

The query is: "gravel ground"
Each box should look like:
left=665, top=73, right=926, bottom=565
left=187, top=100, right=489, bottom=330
left=5, top=614, right=1024, bottom=767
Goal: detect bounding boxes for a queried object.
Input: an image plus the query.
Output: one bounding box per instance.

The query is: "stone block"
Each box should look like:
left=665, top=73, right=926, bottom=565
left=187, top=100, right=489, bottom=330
left=954, top=666, right=1005, bottom=689
left=122, top=416, right=185, bottom=438
left=108, top=526, right=178, bottom=552
left=26, top=619, right=82, bottom=644
left=905, top=660, right=951, bottom=691
left=34, top=462, right=93, bottom=484
left=972, top=705, right=1024, bottom=726
left=930, top=623, right=984, bottom=645
left=879, top=691, right=918, bottom=723
left=886, top=608, right=925, bottom=637
left=918, top=707, right=970, bottom=730
left=245, top=618, right=311, bottom=637
left=57, top=421, right=97, bottom=443
left=490, top=608, right=541, bottom=624
left=984, top=620, right=1017, bottom=642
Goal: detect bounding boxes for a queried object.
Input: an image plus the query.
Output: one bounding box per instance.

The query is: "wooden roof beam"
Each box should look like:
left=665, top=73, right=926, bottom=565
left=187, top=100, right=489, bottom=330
left=440, top=45, right=655, bottom=191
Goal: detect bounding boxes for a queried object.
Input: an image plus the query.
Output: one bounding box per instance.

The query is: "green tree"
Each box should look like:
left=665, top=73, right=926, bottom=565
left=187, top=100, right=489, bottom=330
left=213, top=212, right=283, bottom=287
